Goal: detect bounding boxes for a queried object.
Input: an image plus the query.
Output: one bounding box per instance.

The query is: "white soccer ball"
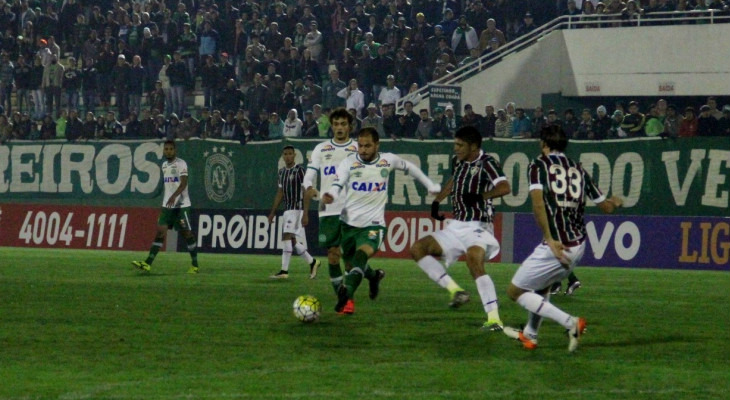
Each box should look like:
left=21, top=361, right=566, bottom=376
left=293, top=295, right=322, bottom=323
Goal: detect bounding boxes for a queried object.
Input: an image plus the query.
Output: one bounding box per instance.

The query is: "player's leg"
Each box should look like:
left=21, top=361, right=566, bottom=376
left=565, top=271, right=581, bottom=295
left=271, top=233, right=295, bottom=278
left=133, top=209, right=170, bottom=271
left=291, top=212, right=319, bottom=278
left=319, top=216, right=344, bottom=294
left=411, top=233, right=468, bottom=307
left=176, top=208, right=199, bottom=273
left=464, top=246, right=502, bottom=331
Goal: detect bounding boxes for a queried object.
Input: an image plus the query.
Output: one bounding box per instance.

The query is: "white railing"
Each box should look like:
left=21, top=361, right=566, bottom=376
left=396, top=9, right=730, bottom=113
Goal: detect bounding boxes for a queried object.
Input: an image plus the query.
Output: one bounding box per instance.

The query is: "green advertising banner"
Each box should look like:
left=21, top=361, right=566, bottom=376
left=1, top=137, right=728, bottom=216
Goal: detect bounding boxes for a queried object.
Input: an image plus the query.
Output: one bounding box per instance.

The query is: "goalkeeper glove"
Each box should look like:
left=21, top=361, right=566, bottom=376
left=431, top=201, right=445, bottom=221
left=462, top=192, right=484, bottom=206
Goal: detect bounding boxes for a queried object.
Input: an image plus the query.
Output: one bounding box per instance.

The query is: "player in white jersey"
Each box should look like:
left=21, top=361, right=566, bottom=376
left=322, top=127, right=441, bottom=314
left=133, top=140, right=200, bottom=274
left=302, top=108, right=385, bottom=301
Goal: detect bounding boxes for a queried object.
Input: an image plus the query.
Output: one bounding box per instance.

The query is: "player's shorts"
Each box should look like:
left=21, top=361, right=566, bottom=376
left=430, top=220, right=500, bottom=267
left=340, top=223, right=386, bottom=264
left=157, top=207, right=193, bottom=231
left=318, top=215, right=342, bottom=248
left=511, top=240, right=586, bottom=291
left=282, top=209, right=305, bottom=236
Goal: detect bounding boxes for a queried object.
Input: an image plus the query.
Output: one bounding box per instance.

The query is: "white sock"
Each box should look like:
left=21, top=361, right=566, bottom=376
left=417, top=256, right=460, bottom=292
left=281, top=240, right=292, bottom=272
left=475, top=275, right=500, bottom=320
left=294, top=242, right=314, bottom=264
left=516, top=292, right=573, bottom=330
left=524, top=292, right=549, bottom=339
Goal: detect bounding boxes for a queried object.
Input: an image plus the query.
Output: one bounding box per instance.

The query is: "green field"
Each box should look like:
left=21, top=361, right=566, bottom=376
left=2, top=248, right=729, bottom=399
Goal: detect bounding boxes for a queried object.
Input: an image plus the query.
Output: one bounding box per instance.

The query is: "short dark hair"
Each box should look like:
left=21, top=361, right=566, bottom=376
left=282, top=145, right=295, bottom=152
left=164, top=139, right=176, bottom=147
left=540, top=125, right=568, bottom=152
left=358, top=126, right=380, bottom=143
left=329, top=107, right=353, bottom=125
left=454, top=126, right=482, bottom=148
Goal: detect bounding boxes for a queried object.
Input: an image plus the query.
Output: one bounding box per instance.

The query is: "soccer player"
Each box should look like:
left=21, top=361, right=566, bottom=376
left=302, top=108, right=385, bottom=301
left=133, top=140, right=200, bottom=273
left=321, top=127, right=442, bottom=314
left=505, top=125, right=622, bottom=352
left=410, top=126, right=511, bottom=331
left=268, top=145, right=321, bottom=279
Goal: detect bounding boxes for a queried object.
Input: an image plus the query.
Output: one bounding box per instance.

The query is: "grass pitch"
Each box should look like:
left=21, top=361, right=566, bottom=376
left=2, top=248, right=729, bottom=399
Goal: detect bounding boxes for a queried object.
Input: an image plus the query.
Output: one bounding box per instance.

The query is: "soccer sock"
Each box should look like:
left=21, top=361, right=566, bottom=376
left=475, top=275, right=500, bottom=321
left=145, top=237, right=163, bottom=264
left=185, top=235, right=198, bottom=267
left=567, top=272, right=579, bottom=285
left=516, top=292, right=573, bottom=330
left=293, top=242, right=314, bottom=265
left=343, top=250, right=368, bottom=298
left=281, top=240, right=292, bottom=272
left=417, top=256, right=462, bottom=294
left=363, top=264, right=375, bottom=280
left=329, top=263, right=343, bottom=294
left=524, top=292, right=549, bottom=339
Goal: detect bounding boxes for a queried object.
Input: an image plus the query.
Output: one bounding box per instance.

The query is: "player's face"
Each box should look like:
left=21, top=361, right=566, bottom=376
left=453, top=138, right=478, bottom=162
left=357, top=135, right=379, bottom=162
left=331, top=117, right=351, bottom=141
left=282, top=148, right=296, bottom=166
left=163, top=143, right=176, bottom=160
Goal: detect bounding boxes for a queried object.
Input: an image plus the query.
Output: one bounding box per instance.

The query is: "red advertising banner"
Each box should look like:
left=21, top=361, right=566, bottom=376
left=0, top=204, right=159, bottom=250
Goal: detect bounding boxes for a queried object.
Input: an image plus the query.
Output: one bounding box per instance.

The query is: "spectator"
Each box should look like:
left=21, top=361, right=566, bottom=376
left=594, top=105, right=612, bottom=140
left=516, top=12, right=538, bottom=37
left=382, top=102, right=399, bottom=138
left=371, top=44, right=394, bottom=99
left=42, top=54, right=63, bottom=118
left=302, top=109, right=318, bottom=137
left=494, top=108, right=512, bottom=138
left=718, top=105, right=730, bottom=136
left=697, top=104, right=719, bottom=136
left=398, top=100, right=420, bottom=137
left=40, top=113, right=56, bottom=139
left=611, top=110, right=628, bottom=138
left=451, top=15, right=478, bottom=62
left=393, top=47, right=414, bottom=92
left=679, top=107, right=698, bottom=137
left=300, top=74, right=323, bottom=114
left=30, top=55, right=44, bottom=119
left=438, top=8, right=458, bottom=38
left=362, top=102, right=385, bottom=136
left=377, top=74, right=400, bottom=106
left=337, top=78, right=365, bottom=117
left=620, top=101, right=646, bottom=137
left=112, top=54, right=130, bottom=119
left=439, top=104, right=460, bottom=138
left=562, top=108, right=579, bottom=138
left=128, top=56, right=145, bottom=117
left=178, top=112, right=199, bottom=139
left=322, top=69, right=346, bottom=110
left=482, top=105, right=497, bottom=138
left=178, top=23, right=197, bottom=81
left=221, top=111, right=241, bottom=140
left=512, top=107, right=531, bottom=138
left=644, top=104, right=665, bottom=137
left=139, top=109, right=156, bottom=138
left=304, top=21, right=324, bottom=63
left=663, top=104, right=682, bottom=138
left=125, top=111, right=141, bottom=138
left=104, top=111, right=123, bottom=139
left=479, top=18, right=506, bottom=53
left=81, top=112, right=96, bottom=140
left=283, top=109, right=303, bottom=137
left=706, top=96, right=724, bottom=120
left=460, top=104, right=482, bottom=128
left=0, top=114, right=12, bottom=143
left=200, top=55, right=220, bottom=110
left=65, top=109, right=83, bottom=141
left=575, top=108, right=595, bottom=139
left=416, top=108, right=433, bottom=140
left=531, top=106, right=549, bottom=138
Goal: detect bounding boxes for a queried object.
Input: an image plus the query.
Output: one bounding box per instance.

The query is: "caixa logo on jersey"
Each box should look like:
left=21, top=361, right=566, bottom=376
left=204, top=146, right=235, bottom=203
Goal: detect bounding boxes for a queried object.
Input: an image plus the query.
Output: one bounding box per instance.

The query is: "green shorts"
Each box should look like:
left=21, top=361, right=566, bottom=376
left=318, top=215, right=342, bottom=248
left=157, top=207, right=193, bottom=231
left=340, top=223, right=387, bottom=264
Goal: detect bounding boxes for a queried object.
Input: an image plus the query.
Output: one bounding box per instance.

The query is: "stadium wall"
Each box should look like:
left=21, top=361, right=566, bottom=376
left=0, top=138, right=727, bottom=270
left=457, top=24, right=730, bottom=109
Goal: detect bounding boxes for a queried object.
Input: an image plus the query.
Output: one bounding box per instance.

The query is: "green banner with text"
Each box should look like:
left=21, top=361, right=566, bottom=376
left=1, top=138, right=727, bottom=216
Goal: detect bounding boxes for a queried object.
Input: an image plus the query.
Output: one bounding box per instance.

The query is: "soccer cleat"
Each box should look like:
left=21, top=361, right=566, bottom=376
left=337, top=299, right=355, bottom=315
left=334, top=284, right=349, bottom=313
left=269, top=270, right=289, bottom=279
left=503, top=326, right=538, bottom=349
left=448, top=290, right=470, bottom=308
left=368, top=269, right=386, bottom=300
left=309, top=259, right=321, bottom=279
left=187, top=266, right=199, bottom=274
left=568, top=317, right=587, bottom=352
left=550, top=282, right=562, bottom=295
left=565, top=281, right=582, bottom=295
left=132, top=260, right=151, bottom=272
left=481, top=319, right=504, bottom=332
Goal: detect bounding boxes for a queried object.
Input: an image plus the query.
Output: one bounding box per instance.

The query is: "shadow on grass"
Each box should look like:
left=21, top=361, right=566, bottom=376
left=590, top=334, right=700, bottom=348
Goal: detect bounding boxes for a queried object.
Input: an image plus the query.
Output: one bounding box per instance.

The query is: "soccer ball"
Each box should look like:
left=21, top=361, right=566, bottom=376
left=293, top=295, right=322, bottom=323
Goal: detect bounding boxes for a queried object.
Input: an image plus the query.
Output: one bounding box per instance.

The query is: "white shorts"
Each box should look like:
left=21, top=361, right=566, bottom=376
left=430, top=220, right=500, bottom=267
left=282, top=210, right=307, bottom=245
left=511, top=241, right=586, bottom=291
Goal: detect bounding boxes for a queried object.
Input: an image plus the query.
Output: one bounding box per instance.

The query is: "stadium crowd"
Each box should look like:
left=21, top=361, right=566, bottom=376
left=0, top=0, right=728, bottom=143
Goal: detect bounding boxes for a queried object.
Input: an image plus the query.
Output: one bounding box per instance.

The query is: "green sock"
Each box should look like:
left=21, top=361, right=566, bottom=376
left=344, top=250, right=368, bottom=298
left=329, top=263, right=343, bottom=294
left=363, top=264, right=375, bottom=280
left=185, top=236, right=198, bottom=267
left=145, top=239, right=163, bottom=264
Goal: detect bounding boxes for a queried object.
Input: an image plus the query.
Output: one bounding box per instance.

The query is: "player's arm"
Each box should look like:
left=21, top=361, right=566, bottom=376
left=597, top=196, right=623, bottom=214
left=530, top=188, right=566, bottom=263
left=322, top=158, right=350, bottom=204
left=166, top=174, right=188, bottom=208
left=268, top=187, right=284, bottom=224
left=396, top=156, right=441, bottom=194
left=430, top=177, right=452, bottom=221
left=482, top=179, right=510, bottom=200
